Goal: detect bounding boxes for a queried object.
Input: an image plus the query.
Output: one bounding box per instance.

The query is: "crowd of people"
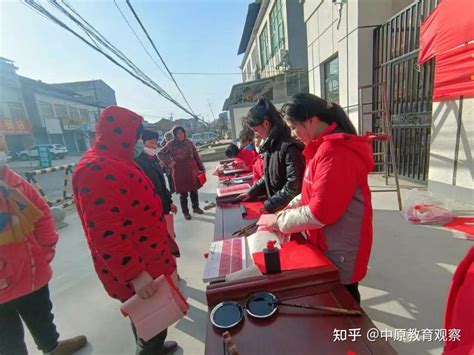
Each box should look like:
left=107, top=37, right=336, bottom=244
left=0, top=93, right=472, bottom=355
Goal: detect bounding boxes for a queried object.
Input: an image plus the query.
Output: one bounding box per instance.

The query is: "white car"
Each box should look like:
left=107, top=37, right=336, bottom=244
left=18, top=144, right=68, bottom=160
left=191, top=132, right=218, bottom=146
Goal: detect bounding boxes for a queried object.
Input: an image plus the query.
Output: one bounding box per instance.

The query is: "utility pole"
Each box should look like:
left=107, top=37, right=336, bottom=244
left=207, top=99, right=216, bottom=121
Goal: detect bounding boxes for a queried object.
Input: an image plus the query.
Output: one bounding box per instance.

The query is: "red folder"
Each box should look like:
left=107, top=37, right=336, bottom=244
left=198, top=171, right=207, bottom=187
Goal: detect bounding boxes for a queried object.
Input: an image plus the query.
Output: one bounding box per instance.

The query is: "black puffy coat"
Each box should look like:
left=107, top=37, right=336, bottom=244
left=247, top=123, right=305, bottom=212
left=135, top=153, right=173, bottom=215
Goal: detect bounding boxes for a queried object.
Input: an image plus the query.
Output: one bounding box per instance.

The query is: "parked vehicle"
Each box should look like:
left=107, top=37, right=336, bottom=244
left=191, top=132, right=218, bottom=146
left=17, top=144, right=68, bottom=160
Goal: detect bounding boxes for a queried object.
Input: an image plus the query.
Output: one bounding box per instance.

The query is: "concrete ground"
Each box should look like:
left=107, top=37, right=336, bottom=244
left=21, top=164, right=473, bottom=355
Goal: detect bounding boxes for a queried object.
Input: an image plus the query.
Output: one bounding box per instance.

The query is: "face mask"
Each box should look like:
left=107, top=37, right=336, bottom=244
left=143, top=147, right=158, bottom=156
left=133, top=140, right=144, bottom=158
left=0, top=152, right=7, bottom=166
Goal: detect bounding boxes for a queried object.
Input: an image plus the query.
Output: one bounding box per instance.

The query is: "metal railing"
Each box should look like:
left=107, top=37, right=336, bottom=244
left=372, top=0, right=439, bottom=182
left=25, top=164, right=76, bottom=208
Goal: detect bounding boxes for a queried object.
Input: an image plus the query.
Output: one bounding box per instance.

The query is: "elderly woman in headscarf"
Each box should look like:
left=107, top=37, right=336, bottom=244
left=0, top=138, right=87, bottom=355
left=158, top=126, right=205, bottom=220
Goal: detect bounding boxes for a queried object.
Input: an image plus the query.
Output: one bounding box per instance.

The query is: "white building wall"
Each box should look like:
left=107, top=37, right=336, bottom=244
left=242, top=0, right=304, bottom=82
left=304, top=0, right=407, bottom=132
left=428, top=98, right=474, bottom=204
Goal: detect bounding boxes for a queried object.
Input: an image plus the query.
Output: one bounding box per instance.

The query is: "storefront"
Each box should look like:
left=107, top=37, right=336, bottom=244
left=0, top=118, right=34, bottom=153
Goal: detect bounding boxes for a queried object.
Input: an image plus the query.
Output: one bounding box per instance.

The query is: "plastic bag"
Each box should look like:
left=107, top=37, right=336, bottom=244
left=403, top=188, right=454, bottom=225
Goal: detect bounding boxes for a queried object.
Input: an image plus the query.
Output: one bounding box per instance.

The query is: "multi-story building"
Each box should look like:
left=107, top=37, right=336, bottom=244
left=223, top=0, right=309, bottom=141
left=0, top=57, right=34, bottom=152
left=51, top=80, right=117, bottom=108
left=303, top=0, right=472, bottom=204
left=0, top=57, right=117, bottom=154
left=19, top=76, right=104, bottom=153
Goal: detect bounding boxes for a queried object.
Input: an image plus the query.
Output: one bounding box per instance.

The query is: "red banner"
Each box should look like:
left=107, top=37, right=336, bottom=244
left=0, top=119, right=32, bottom=135
left=433, top=43, right=474, bottom=101
left=418, top=0, right=474, bottom=64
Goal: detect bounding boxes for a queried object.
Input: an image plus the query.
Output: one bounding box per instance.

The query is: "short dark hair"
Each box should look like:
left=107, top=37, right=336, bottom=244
left=225, top=143, right=240, bottom=158
left=281, top=93, right=357, bottom=135
left=142, top=129, right=159, bottom=142
left=172, top=126, right=186, bottom=138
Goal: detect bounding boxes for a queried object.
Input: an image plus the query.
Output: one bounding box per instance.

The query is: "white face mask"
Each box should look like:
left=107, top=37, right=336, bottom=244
left=143, top=147, right=158, bottom=156
left=0, top=152, right=7, bottom=166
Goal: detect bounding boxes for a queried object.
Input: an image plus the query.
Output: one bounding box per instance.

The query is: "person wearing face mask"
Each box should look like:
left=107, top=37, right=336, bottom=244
left=0, top=137, right=87, bottom=355
left=158, top=126, right=205, bottom=221
left=134, top=130, right=180, bottom=257
left=271, top=93, right=374, bottom=304
left=237, top=98, right=305, bottom=213
left=72, top=107, right=179, bottom=355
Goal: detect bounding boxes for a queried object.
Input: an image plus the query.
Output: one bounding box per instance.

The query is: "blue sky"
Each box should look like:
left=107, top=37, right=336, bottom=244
left=0, top=0, right=250, bottom=122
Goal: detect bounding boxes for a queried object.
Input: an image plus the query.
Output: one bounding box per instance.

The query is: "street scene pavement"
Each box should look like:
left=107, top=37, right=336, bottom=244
left=11, top=159, right=472, bottom=355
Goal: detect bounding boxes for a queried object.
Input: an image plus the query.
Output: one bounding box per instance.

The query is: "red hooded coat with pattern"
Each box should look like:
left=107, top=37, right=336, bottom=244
left=72, top=106, right=175, bottom=302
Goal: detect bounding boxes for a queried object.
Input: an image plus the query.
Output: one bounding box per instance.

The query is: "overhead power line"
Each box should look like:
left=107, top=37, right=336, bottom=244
left=125, top=0, right=196, bottom=116
left=22, top=0, right=200, bottom=121
left=112, top=0, right=171, bottom=81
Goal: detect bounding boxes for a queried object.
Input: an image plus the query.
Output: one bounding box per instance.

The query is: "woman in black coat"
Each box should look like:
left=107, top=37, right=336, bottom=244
left=238, top=98, right=305, bottom=213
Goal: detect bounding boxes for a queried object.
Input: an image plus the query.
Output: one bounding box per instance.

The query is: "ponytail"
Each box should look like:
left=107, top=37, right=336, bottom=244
left=281, top=93, right=357, bottom=135
left=247, top=97, right=286, bottom=129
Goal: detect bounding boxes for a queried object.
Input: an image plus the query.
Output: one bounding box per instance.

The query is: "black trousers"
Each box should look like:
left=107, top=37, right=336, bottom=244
left=344, top=282, right=361, bottom=304
left=0, top=284, right=59, bottom=355
left=179, top=190, right=199, bottom=214
left=131, top=323, right=168, bottom=355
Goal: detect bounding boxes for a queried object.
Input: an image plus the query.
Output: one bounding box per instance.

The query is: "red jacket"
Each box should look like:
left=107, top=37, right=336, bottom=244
left=237, top=145, right=258, bottom=168
left=301, top=123, right=374, bottom=284
left=444, top=246, right=474, bottom=355
left=252, top=155, right=264, bottom=185
left=0, top=166, right=58, bottom=304
left=73, top=106, right=175, bottom=302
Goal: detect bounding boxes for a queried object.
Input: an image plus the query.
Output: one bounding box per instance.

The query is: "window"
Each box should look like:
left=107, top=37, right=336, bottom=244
left=68, top=106, right=80, bottom=120
left=270, top=0, right=285, bottom=55
left=8, top=102, right=27, bottom=119
left=322, top=56, right=339, bottom=104
left=39, top=101, right=55, bottom=120
left=53, top=104, right=68, bottom=119
left=259, top=24, right=270, bottom=68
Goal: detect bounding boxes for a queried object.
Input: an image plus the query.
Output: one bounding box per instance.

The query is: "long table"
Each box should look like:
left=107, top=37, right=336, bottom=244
left=205, top=166, right=397, bottom=354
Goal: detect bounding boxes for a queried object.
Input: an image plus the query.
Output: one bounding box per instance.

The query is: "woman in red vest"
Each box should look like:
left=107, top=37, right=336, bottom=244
left=273, top=93, right=374, bottom=303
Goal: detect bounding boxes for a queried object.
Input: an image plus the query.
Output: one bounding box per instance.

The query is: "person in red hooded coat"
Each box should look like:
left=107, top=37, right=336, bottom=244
left=272, top=94, right=374, bottom=304
left=443, top=246, right=474, bottom=355
left=72, top=106, right=178, bottom=355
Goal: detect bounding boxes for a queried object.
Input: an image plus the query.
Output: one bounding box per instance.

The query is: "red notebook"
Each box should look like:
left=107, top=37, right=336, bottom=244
left=197, top=172, right=207, bottom=186
left=216, top=183, right=250, bottom=197
left=252, top=241, right=333, bottom=273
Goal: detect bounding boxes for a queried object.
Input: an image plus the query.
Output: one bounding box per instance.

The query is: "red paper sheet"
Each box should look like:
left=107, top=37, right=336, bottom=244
left=443, top=217, right=474, bottom=237
left=216, top=183, right=250, bottom=197
left=241, top=201, right=264, bottom=220
left=252, top=241, right=333, bottom=273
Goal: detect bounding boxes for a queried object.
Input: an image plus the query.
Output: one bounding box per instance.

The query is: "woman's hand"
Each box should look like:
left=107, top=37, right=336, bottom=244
left=131, top=271, right=156, bottom=300
left=170, top=203, right=178, bottom=214
left=236, top=193, right=251, bottom=202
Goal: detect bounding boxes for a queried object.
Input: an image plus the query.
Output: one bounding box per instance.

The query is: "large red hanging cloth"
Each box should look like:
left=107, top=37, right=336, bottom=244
left=418, top=0, right=474, bottom=65
left=433, top=43, right=474, bottom=101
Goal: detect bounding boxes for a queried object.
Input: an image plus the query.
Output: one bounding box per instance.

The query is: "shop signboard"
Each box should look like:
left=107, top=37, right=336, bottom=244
left=0, top=119, right=32, bottom=135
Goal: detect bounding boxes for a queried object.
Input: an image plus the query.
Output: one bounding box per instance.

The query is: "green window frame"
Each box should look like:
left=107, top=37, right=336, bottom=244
left=259, top=24, right=270, bottom=68
left=270, top=0, right=285, bottom=55
left=323, top=56, right=339, bottom=104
